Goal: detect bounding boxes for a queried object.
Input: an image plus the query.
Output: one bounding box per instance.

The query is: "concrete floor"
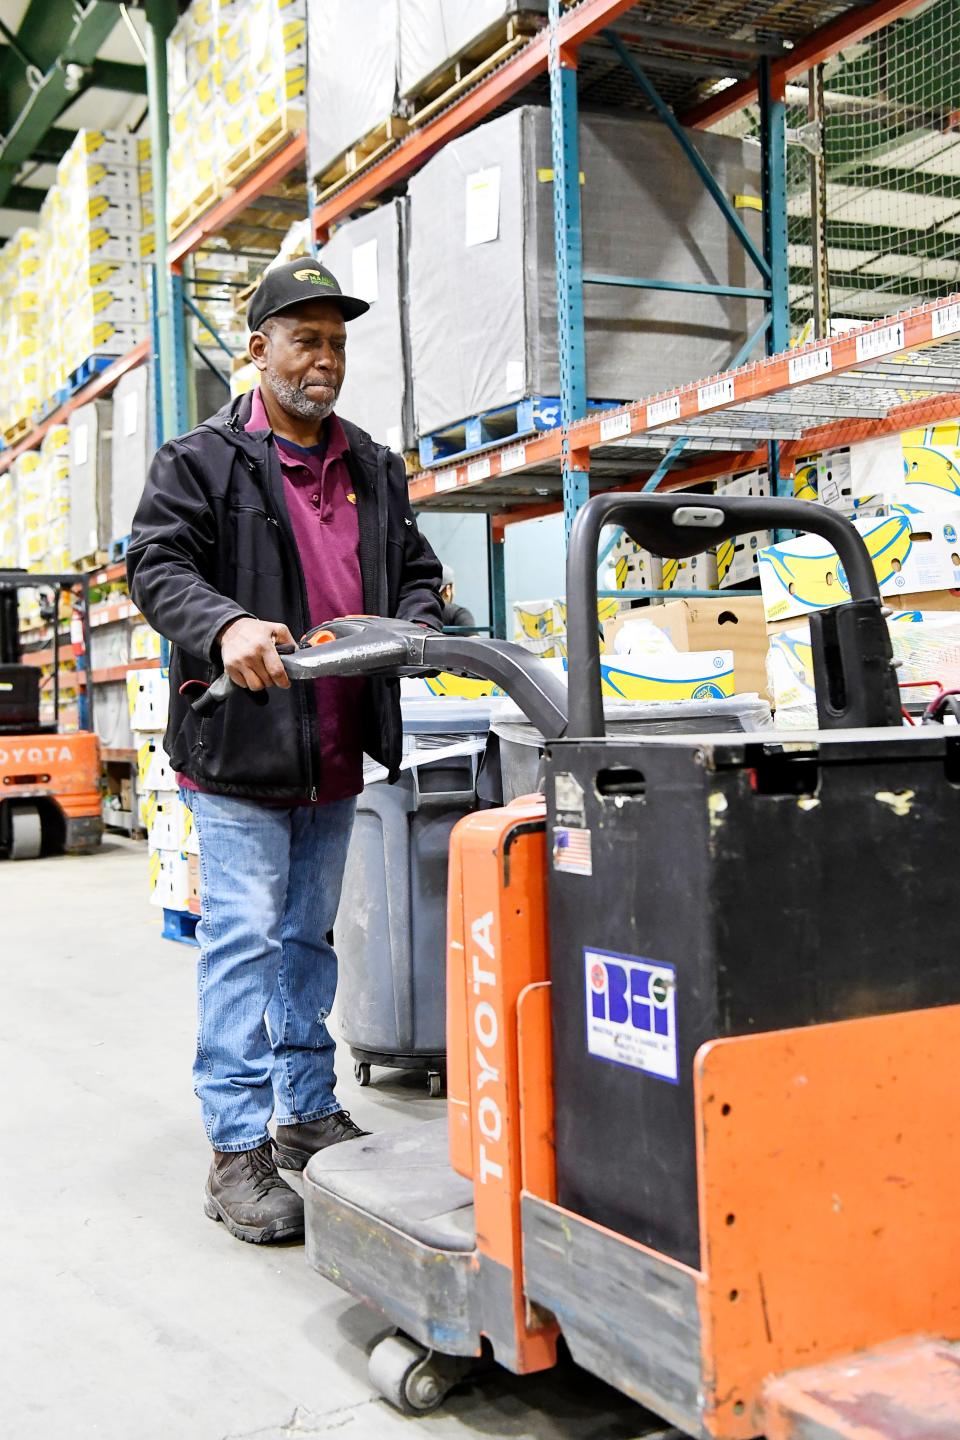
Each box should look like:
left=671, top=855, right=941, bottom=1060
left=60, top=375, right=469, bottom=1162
left=4, top=836, right=661, bottom=1440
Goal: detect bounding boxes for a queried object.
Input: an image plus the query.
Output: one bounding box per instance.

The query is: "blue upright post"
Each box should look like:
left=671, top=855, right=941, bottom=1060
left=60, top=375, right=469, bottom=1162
left=548, top=0, right=588, bottom=542
left=760, top=57, right=791, bottom=510
left=169, top=271, right=192, bottom=439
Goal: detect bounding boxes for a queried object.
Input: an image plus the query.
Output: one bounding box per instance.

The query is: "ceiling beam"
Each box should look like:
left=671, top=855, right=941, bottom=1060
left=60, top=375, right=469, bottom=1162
left=0, top=2, right=121, bottom=206
left=88, top=59, right=147, bottom=93
left=681, top=1, right=933, bottom=130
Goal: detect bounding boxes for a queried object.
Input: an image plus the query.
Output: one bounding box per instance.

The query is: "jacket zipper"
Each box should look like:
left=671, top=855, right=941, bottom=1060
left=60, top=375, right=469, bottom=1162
left=245, top=443, right=318, bottom=802
left=375, top=449, right=389, bottom=613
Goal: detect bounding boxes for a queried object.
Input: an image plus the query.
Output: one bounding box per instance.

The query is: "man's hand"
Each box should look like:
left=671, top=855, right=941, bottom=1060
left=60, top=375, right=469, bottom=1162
left=218, top=617, right=295, bottom=691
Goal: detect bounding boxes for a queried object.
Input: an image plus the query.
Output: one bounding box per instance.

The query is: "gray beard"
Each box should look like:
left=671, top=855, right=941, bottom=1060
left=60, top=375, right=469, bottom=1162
left=264, top=368, right=336, bottom=422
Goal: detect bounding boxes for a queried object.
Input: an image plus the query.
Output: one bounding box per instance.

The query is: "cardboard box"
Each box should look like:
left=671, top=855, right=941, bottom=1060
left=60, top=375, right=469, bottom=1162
left=597, top=648, right=735, bottom=702
left=145, top=789, right=181, bottom=850
left=758, top=511, right=960, bottom=623
left=135, top=731, right=173, bottom=792
left=127, top=668, right=169, bottom=730
left=187, top=852, right=201, bottom=916
left=717, top=530, right=773, bottom=590
left=606, top=597, right=769, bottom=696
left=149, top=848, right=191, bottom=910
left=661, top=551, right=718, bottom=592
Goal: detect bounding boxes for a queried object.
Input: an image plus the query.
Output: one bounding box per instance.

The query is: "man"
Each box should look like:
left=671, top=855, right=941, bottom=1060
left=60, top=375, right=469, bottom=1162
left=127, top=259, right=443, bottom=1245
left=440, top=564, right=475, bottom=630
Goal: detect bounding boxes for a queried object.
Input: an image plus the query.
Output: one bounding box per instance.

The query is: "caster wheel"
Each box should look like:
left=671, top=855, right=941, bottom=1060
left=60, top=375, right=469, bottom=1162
left=354, top=1061, right=371, bottom=1087
left=427, top=1070, right=443, bottom=1098
left=368, top=1335, right=447, bottom=1415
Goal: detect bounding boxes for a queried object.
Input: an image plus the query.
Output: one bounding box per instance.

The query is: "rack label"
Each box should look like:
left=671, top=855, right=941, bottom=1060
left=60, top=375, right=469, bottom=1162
left=585, top=948, right=678, bottom=1083
left=698, top=377, right=735, bottom=411
left=855, top=322, right=905, bottom=362
left=599, top=411, right=631, bottom=442
left=434, top=471, right=458, bottom=493
left=647, top=395, right=681, bottom=426
left=932, top=303, right=960, bottom=340
left=500, top=443, right=526, bottom=471
left=788, top=345, right=833, bottom=384
left=466, top=457, right=492, bottom=484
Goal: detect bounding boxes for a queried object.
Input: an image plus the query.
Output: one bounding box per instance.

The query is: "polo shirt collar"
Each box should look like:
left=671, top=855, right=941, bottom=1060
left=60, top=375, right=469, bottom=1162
left=246, top=385, right=349, bottom=463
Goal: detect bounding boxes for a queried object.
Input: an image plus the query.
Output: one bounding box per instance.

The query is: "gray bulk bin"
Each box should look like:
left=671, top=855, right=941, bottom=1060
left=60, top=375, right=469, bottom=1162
left=334, top=699, right=491, bottom=1094
left=408, top=106, right=763, bottom=435
left=110, top=365, right=153, bottom=543
left=318, top=198, right=414, bottom=452
left=68, top=399, right=112, bottom=563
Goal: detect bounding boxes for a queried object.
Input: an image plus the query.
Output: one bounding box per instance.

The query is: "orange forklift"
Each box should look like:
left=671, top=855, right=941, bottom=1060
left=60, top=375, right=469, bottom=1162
left=196, top=493, right=960, bottom=1437
left=0, top=570, right=102, bottom=860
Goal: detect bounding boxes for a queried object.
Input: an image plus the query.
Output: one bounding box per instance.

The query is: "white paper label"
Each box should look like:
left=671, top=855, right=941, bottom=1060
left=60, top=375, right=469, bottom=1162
left=504, top=359, right=525, bottom=395
left=932, top=303, right=960, bottom=339
left=788, top=345, right=833, bottom=384
left=467, top=457, right=491, bottom=484
left=698, top=376, right=735, bottom=411
left=501, top=443, right=526, bottom=471
left=464, top=166, right=501, bottom=247
left=351, top=238, right=379, bottom=304
left=122, top=389, right=138, bottom=436
left=385, top=425, right=401, bottom=452
left=73, top=424, right=89, bottom=467
left=600, top=411, right=631, bottom=442
left=584, top=949, right=678, bottom=1083
left=647, top=395, right=681, bottom=426
left=855, top=322, right=905, bottom=362
left=434, top=471, right=458, bottom=492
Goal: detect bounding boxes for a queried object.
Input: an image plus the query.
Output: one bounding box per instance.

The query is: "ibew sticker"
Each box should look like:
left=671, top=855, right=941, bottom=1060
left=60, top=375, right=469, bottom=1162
left=584, top=948, right=678, bottom=1083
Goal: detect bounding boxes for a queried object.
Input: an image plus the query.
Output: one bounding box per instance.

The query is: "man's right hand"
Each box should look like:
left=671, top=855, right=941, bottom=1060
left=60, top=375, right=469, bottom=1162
left=218, top=617, right=295, bottom=691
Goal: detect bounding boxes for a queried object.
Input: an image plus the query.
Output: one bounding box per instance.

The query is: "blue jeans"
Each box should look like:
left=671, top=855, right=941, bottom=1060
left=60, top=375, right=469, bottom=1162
left=182, top=789, right=357, bottom=1152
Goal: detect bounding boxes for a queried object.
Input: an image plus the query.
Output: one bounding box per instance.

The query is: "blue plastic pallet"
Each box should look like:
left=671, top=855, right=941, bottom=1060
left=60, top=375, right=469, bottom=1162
left=68, top=353, right=119, bottom=395
left=162, top=908, right=199, bottom=946
left=418, top=396, right=626, bottom=468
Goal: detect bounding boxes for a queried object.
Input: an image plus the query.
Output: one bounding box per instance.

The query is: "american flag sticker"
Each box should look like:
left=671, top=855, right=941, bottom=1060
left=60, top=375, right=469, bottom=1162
left=553, top=826, right=593, bottom=876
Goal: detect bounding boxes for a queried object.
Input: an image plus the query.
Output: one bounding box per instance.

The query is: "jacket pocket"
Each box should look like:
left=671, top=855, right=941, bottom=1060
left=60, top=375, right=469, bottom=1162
left=230, top=505, right=284, bottom=577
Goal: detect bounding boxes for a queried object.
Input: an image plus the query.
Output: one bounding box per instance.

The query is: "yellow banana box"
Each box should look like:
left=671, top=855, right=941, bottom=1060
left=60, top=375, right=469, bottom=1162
left=135, top=732, right=174, bottom=793
left=661, top=550, right=718, bottom=592
left=759, top=510, right=960, bottom=623
left=716, top=529, right=773, bottom=589
left=595, top=649, right=735, bottom=701
left=149, top=849, right=191, bottom=911
left=768, top=609, right=960, bottom=726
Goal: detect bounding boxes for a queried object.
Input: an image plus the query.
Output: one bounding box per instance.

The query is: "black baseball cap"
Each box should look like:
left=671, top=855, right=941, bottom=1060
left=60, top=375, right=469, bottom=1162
left=247, top=259, right=370, bottom=332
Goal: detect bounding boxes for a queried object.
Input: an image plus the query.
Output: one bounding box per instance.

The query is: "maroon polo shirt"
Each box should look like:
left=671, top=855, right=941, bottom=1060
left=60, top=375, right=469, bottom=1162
left=180, top=387, right=364, bottom=803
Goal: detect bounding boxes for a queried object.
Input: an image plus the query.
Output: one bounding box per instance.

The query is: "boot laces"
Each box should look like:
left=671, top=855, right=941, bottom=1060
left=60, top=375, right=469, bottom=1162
left=238, top=1140, right=286, bottom=1198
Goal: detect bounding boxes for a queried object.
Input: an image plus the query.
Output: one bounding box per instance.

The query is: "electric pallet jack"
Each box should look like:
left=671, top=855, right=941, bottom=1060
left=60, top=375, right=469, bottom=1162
left=0, top=570, right=102, bottom=860
left=196, top=494, right=960, bottom=1437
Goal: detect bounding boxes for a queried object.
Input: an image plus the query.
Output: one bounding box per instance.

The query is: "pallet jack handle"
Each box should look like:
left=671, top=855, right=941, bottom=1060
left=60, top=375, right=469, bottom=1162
left=566, top=493, right=902, bottom=739
left=192, top=615, right=569, bottom=740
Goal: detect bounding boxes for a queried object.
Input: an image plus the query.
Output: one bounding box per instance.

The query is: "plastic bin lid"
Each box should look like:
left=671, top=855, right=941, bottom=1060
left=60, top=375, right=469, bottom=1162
left=489, top=694, right=772, bottom=746
left=400, top=697, right=493, bottom=734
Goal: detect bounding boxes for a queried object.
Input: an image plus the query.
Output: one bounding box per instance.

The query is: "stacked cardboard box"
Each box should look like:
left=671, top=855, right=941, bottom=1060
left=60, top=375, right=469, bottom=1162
left=513, top=596, right=621, bottom=659
left=0, top=468, right=16, bottom=568
left=127, top=667, right=199, bottom=915
left=68, top=399, right=113, bottom=563
left=167, top=0, right=305, bottom=236
left=0, top=229, right=43, bottom=436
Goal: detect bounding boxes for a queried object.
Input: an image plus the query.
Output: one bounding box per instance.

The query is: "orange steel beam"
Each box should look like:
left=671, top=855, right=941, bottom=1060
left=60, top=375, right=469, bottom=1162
left=782, top=389, right=960, bottom=461
left=313, top=0, right=636, bottom=239
left=408, top=295, right=960, bottom=509
left=682, top=0, right=931, bottom=129
left=0, top=340, right=151, bottom=477
left=169, top=131, right=307, bottom=267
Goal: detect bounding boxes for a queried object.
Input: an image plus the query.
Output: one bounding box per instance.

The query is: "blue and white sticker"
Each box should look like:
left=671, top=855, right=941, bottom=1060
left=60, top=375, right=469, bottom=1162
left=584, top=949, right=678, bottom=1083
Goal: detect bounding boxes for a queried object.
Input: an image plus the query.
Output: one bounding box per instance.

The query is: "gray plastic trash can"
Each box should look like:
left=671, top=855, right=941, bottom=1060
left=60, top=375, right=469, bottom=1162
left=335, top=699, right=491, bottom=1095
left=491, top=694, right=773, bottom=803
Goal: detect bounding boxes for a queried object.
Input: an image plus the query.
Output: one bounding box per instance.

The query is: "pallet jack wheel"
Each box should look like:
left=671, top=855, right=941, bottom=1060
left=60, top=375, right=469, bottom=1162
left=9, top=804, right=42, bottom=861
left=428, top=1070, right=443, bottom=1098
left=368, top=1333, right=469, bottom=1415
left=353, top=1060, right=371, bottom=1087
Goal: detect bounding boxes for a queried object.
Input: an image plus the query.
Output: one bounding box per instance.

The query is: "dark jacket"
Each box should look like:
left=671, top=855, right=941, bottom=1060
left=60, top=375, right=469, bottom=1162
left=127, top=392, right=442, bottom=798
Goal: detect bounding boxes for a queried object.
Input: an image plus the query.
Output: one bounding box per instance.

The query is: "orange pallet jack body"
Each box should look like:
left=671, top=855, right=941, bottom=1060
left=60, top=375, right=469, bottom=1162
left=305, top=790, right=960, bottom=1433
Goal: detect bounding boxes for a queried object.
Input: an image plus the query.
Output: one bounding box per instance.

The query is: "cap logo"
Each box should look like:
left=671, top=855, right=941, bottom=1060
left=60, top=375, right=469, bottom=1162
left=293, top=267, right=335, bottom=288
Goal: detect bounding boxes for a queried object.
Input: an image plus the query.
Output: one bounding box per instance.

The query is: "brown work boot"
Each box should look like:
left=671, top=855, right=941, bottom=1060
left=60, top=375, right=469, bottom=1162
left=274, top=1110, right=370, bottom=1171
left=203, top=1140, right=305, bottom=1243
